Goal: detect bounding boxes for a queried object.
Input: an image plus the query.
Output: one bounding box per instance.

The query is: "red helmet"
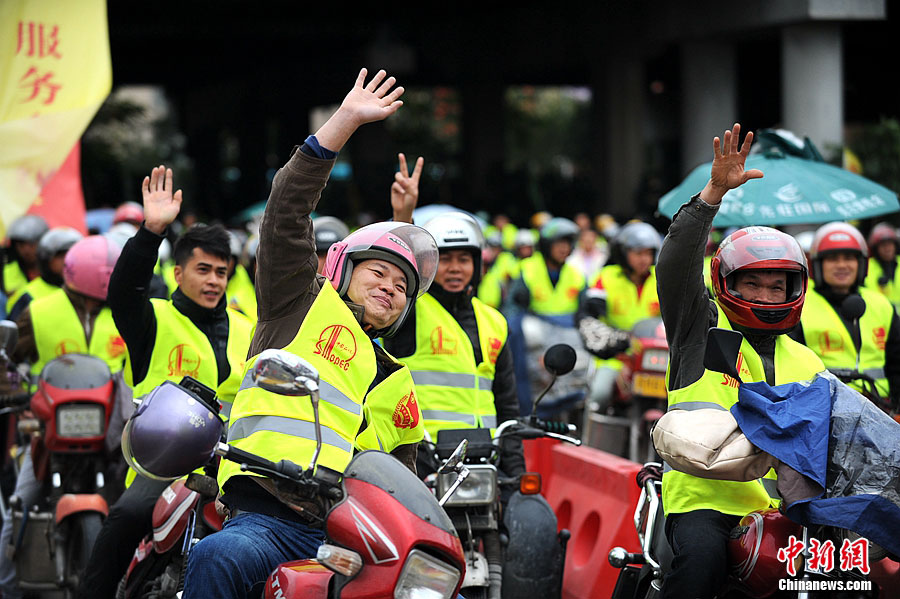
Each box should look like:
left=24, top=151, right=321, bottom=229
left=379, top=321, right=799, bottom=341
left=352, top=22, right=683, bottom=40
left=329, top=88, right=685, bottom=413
left=728, top=508, right=802, bottom=599
left=711, top=226, right=808, bottom=334
left=322, top=222, right=438, bottom=337
left=113, top=201, right=144, bottom=226
left=809, top=222, right=868, bottom=288
left=867, top=222, right=899, bottom=253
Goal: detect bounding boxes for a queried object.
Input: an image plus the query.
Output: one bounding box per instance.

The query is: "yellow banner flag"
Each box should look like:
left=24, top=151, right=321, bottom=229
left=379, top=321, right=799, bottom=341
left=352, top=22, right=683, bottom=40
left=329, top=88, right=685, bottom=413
left=0, top=0, right=111, bottom=238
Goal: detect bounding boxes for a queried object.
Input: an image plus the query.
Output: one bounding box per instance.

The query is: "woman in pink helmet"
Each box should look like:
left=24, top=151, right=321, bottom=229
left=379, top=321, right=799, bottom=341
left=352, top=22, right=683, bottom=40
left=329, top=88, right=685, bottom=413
left=182, top=69, right=439, bottom=599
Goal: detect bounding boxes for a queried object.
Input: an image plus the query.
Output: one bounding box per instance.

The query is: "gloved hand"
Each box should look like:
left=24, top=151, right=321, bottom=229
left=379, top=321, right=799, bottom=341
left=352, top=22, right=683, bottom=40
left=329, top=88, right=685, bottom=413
left=578, top=317, right=630, bottom=359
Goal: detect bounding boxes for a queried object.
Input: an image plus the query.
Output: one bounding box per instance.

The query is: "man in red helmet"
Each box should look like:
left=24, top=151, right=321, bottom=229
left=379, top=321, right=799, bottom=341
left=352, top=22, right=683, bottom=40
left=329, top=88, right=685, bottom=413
left=656, top=123, right=825, bottom=599
left=790, top=222, right=900, bottom=408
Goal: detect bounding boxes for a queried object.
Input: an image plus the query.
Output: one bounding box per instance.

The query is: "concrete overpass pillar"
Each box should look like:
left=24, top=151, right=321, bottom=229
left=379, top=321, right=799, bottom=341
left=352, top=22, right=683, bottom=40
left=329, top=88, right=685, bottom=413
left=781, top=23, right=843, bottom=155
left=680, top=42, right=737, bottom=174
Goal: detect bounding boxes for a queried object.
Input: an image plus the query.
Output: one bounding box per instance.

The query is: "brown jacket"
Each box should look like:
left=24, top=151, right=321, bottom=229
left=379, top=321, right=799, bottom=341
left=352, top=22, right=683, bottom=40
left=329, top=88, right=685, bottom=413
left=250, top=145, right=417, bottom=472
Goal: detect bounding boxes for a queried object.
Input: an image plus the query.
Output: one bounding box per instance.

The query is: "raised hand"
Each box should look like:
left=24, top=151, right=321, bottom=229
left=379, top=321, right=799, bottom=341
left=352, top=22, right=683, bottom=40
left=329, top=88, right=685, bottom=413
left=315, top=68, right=405, bottom=153
left=391, top=153, right=424, bottom=224
left=702, top=123, right=764, bottom=205
left=142, top=165, right=183, bottom=235
left=340, top=68, right=405, bottom=125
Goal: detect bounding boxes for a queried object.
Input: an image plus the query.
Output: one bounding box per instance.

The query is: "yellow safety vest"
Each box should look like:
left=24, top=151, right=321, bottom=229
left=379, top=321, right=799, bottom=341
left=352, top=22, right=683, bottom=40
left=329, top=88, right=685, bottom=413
left=661, top=303, right=824, bottom=517
left=125, top=299, right=252, bottom=413
left=30, top=289, right=126, bottom=375
left=227, top=264, right=257, bottom=322
left=401, top=293, right=507, bottom=440
left=477, top=270, right=503, bottom=309
left=2, top=262, right=29, bottom=297
left=864, top=258, right=900, bottom=310
left=124, top=299, right=252, bottom=487
left=591, top=265, right=660, bottom=332
left=156, top=262, right=177, bottom=297
left=6, top=276, right=58, bottom=315
left=519, top=253, right=585, bottom=316
left=492, top=251, right=520, bottom=284
left=217, top=281, right=423, bottom=492
left=588, top=265, right=660, bottom=371
left=800, top=285, right=893, bottom=398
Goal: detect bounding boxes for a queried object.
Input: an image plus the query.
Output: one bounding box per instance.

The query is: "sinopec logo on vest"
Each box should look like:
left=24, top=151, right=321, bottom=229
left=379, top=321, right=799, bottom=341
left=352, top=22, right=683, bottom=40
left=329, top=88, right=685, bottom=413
left=168, top=344, right=201, bottom=377
left=315, top=324, right=358, bottom=371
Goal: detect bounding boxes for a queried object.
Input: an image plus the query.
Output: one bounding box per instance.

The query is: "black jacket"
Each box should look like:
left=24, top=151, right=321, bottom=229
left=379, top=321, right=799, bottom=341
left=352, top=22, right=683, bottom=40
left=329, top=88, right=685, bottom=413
left=384, top=283, right=526, bottom=477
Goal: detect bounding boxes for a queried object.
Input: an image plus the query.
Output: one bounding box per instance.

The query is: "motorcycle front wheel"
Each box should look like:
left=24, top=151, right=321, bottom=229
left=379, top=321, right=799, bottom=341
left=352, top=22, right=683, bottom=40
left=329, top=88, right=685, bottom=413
left=63, top=512, right=103, bottom=598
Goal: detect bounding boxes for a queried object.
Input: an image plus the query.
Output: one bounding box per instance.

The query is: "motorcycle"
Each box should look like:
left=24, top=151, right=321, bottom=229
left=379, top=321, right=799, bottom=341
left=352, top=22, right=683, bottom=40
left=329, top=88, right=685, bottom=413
left=118, top=377, right=225, bottom=599
left=608, top=327, right=898, bottom=598
left=123, top=349, right=468, bottom=599
left=8, top=352, right=116, bottom=598
left=422, top=344, right=581, bottom=599
left=582, top=317, right=668, bottom=463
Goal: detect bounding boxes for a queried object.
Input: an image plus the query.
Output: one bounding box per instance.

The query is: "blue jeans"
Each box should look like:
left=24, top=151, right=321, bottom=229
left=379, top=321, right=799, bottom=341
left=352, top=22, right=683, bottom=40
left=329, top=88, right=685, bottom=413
left=182, top=511, right=325, bottom=599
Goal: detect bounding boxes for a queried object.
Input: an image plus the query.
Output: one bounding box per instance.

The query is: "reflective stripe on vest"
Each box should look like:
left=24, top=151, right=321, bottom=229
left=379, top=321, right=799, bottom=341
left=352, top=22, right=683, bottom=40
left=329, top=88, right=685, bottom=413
left=519, top=253, right=585, bottom=316
left=800, top=285, right=893, bottom=398
left=661, top=302, right=824, bottom=517
left=400, top=293, right=507, bottom=440
left=218, top=282, right=422, bottom=494
left=30, top=289, right=125, bottom=375
left=410, top=371, right=493, bottom=391
left=228, top=415, right=354, bottom=454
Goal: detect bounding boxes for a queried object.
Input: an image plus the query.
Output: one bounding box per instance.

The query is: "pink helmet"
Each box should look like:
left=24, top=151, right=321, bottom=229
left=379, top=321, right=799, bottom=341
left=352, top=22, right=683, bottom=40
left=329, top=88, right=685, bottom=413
left=63, top=235, right=122, bottom=300
left=113, top=201, right=144, bottom=226
left=323, top=222, right=438, bottom=337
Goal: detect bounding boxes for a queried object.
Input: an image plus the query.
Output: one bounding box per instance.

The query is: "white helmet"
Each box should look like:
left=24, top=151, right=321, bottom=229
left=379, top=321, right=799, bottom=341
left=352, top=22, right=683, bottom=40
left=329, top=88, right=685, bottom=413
left=423, top=212, right=485, bottom=288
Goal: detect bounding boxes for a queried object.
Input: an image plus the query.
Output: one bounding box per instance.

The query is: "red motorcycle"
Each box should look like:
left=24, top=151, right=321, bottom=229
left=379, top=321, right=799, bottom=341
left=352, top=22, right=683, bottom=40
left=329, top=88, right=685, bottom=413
left=119, top=378, right=229, bottom=599
left=583, top=317, right=668, bottom=462
left=10, top=353, right=115, bottom=598
left=123, top=349, right=467, bottom=599
left=118, top=471, right=224, bottom=598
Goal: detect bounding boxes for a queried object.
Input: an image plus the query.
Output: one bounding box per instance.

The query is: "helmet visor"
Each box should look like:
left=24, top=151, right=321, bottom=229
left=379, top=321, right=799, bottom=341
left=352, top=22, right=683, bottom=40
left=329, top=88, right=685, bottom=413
left=346, top=222, right=438, bottom=298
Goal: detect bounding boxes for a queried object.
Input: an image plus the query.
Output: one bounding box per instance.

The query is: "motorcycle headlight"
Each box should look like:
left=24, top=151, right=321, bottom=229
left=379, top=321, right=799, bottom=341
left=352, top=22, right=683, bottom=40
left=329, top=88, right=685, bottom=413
left=394, top=549, right=460, bottom=599
left=640, top=349, right=669, bottom=372
left=437, top=465, right=497, bottom=506
left=56, top=404, right=105, bottom=438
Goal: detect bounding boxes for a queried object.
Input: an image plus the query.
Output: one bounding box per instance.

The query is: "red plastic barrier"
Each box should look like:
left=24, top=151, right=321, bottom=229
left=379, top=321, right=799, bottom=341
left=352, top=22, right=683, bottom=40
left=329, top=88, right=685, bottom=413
left=541, top=444, right=643, bottom=599
left=523, top=437, right=559, bottom=494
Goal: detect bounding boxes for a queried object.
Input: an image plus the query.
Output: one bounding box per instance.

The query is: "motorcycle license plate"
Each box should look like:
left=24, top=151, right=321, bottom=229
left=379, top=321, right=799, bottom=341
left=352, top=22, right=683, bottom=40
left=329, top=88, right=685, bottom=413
left=632, top=373, right=667, bottom=399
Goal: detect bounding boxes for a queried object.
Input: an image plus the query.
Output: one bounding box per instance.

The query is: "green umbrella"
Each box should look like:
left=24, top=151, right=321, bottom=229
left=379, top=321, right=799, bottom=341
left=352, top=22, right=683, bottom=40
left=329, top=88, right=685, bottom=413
left=658, top=131, right=899, bottom=226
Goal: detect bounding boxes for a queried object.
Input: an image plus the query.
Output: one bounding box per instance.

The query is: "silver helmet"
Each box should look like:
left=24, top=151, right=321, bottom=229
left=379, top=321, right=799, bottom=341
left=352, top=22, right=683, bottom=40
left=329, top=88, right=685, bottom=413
left=423, top=212, right=485, bottom=289
left=7, top=214, right=49, bottom=243
left=37, top=227, right=84, bottom=261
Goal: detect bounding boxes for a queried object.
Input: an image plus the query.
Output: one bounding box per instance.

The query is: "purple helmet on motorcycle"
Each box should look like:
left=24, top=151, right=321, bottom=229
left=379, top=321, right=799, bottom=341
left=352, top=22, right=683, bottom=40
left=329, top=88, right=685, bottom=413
left=122, top=381, right=224, bottom=481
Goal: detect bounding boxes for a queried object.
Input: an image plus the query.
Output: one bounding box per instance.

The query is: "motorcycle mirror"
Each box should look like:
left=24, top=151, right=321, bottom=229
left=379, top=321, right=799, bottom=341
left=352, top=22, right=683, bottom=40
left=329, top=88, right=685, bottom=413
left=543, top=344, right=576, bottom=376
left=0, top=320, right=18, bottom=356
left=252, top=349, right=320, bottom=396
left=704, top=327, right=743, bottom=383
left=437, top=439, right=468, bottom=475
left=840, top=294, right=866, bottom=321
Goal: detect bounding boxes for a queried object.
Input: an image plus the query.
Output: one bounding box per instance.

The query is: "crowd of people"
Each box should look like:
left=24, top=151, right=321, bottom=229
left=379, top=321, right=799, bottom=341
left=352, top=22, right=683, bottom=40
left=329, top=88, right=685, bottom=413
left=1, top=70, right=899, bottom=599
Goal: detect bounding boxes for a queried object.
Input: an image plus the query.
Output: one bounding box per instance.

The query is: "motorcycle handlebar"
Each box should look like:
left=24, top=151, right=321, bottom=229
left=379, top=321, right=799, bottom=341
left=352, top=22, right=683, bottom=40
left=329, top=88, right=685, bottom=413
left=218, top=442, right=306, bottom=484
left=0, top=391, right=30, bottom=409
left=494, top=419, right=581, bottom=445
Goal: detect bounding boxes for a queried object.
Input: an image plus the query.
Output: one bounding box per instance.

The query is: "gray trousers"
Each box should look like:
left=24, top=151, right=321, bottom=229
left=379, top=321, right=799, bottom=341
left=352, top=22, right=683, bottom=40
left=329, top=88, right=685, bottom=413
left=0, top=447, right=42, bottom=599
